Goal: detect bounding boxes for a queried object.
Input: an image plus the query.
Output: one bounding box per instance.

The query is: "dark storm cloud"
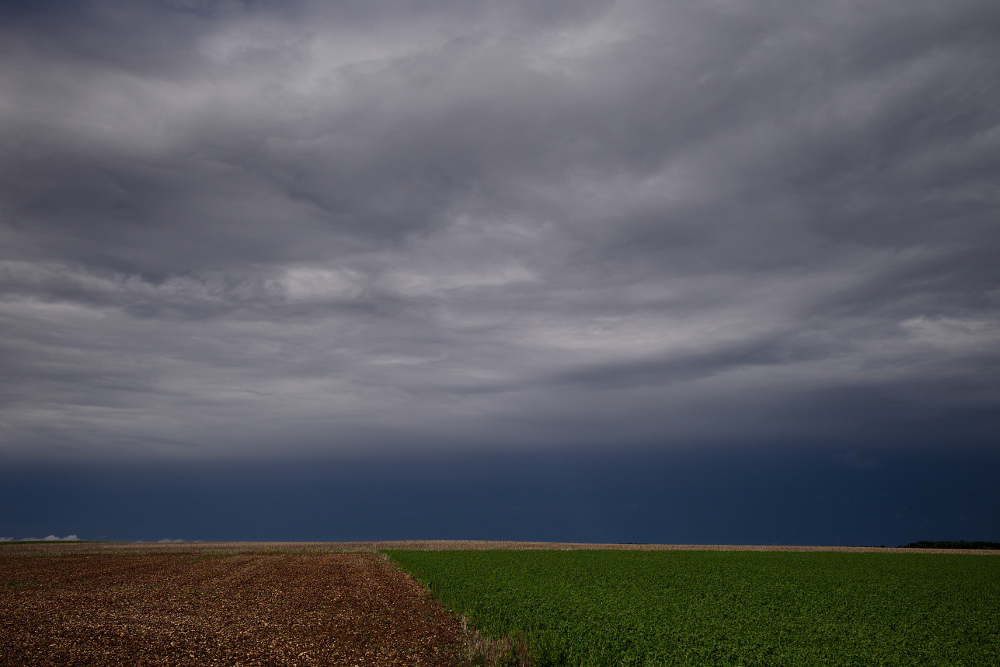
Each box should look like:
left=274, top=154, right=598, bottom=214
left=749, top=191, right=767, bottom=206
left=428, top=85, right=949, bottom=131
left=1, top=0, right=998, bottom=459
left=5, top=446, right=1000, bottom=544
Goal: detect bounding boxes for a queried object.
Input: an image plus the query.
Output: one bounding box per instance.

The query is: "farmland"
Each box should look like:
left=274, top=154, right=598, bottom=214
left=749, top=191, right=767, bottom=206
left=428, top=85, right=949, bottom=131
left=387, top=549, right=1000, bottom=666
left=1, top=550, right=465, bottom=666
left=3, top=541, right=998, bottom=666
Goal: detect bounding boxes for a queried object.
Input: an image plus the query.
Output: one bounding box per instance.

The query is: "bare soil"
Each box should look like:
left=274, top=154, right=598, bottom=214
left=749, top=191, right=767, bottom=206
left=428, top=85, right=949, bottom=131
left=0, top=551, right=465, bottom=666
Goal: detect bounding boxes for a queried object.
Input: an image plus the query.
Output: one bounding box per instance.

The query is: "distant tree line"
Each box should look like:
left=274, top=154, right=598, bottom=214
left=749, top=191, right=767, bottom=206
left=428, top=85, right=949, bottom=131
left=900, top=540, right=1000, bottom=550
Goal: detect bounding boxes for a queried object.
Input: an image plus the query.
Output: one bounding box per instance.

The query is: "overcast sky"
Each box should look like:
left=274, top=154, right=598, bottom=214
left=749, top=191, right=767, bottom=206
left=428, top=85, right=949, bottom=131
left=1, top=0, right=998, bottom=543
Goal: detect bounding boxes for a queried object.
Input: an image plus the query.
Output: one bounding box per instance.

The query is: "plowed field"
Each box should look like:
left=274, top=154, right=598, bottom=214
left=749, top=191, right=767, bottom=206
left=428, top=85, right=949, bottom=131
left=0, top=552, right=465, bottom=666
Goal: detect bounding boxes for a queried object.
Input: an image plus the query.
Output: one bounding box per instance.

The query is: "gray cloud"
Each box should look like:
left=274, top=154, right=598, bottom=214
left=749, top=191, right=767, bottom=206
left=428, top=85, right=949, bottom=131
left=836, top=451, right=880, bottom=471
left=1, top=0, right=998, bottom=459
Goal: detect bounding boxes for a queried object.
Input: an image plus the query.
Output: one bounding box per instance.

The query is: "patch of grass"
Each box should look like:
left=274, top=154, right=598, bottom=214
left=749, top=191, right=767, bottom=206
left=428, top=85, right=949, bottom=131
left=387, top=550, right=1000, bottom=666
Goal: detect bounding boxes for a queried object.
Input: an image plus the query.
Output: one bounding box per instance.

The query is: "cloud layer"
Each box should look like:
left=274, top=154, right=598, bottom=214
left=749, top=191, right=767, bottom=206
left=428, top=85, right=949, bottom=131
left=1, top=0, right=998, bottom=459
left=1, top=535, right=82, bottom=542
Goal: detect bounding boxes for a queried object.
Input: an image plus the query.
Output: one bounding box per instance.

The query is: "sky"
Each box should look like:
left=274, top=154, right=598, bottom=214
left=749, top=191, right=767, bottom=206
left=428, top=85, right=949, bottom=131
left=2, top=0, right=999, bottom=545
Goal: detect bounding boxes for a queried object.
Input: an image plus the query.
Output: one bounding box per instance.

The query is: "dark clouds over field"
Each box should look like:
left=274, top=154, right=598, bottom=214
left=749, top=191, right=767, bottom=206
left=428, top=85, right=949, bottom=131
left=2, top=0, right=998, bottom=544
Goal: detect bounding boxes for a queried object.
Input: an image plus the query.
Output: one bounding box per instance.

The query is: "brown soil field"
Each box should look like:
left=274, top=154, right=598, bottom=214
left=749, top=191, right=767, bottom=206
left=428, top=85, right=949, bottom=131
left=0, top=551, right=465, bottom=666
left=3, top=541, right=995, bottom=666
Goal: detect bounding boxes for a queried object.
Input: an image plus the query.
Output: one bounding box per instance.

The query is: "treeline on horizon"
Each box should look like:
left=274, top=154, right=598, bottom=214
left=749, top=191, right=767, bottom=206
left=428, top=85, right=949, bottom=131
left=900, top=540, right=1000, bottom=550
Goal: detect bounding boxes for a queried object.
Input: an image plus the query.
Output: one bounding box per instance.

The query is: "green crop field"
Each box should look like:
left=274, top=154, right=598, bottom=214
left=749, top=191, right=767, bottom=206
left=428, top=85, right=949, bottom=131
left=386, top=550, right=1000, bottom=666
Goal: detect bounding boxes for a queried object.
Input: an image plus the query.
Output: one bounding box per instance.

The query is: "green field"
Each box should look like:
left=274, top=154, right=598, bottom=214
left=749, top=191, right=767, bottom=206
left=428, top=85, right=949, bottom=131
left=386, top=550, right=1000, bottom=666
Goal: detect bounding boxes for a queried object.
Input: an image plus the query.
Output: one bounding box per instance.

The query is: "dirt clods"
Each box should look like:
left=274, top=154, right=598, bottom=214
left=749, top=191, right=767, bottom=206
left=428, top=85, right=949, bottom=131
left=0, top=552, right=465, bottom=666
